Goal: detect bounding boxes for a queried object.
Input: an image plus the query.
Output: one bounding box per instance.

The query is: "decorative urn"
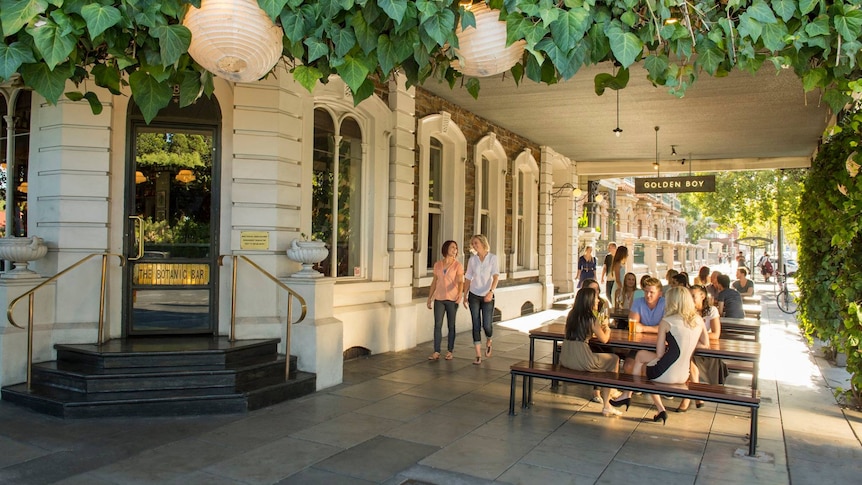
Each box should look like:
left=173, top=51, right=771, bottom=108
left=286, top=239, right=329, bottom=278
left=0, top=236, right=48, bottom=278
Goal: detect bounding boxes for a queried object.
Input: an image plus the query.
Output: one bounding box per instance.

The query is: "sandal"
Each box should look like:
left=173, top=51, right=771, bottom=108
left=485, top=341, right=492, bottom=358
left=428, top=352, right=440, bottom=361
left=473, top=356, right=482, bottom=365
left=445, top=351, right=453, bottom=360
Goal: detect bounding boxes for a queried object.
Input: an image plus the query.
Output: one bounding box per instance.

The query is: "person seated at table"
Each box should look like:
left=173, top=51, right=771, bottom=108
left=731, top=267, right=755, bottom=297
left=706, top=271, right=721, bottom=304
left=614, top=272, right=638, bottom=314
left=632, top=274, right=649, bottom=300
left=560, top=287, right=622, bottom=417
left=620, top=277, right=666, bottom=375
left=715, top=274, right=745, bottom=318
left=629, top=277, right=665, bottom=335
left=663, top=269, right=679, bottom=294
left=677, top=285, right=725, bottom=412
left=610, top=287, right=710, bottom=424
left=581, top=277, right=615, bottom=403
left=581, top=278, right=610, bottom=322
left=693, top=266, right=710, bottom=286
left=672, top=273, right=690, bottom=289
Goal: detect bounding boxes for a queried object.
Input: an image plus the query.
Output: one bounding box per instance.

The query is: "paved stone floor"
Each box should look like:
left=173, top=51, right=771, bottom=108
left=0, top=275, right=860, bottom=484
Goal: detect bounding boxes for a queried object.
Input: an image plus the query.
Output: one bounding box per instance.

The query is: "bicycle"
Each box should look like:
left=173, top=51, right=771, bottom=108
left=775, top=272, right=798, bottom=314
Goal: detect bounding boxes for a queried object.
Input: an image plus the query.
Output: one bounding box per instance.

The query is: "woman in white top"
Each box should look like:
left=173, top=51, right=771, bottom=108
left=463, top=234, right=499, bottom=365
left=610, top=287, right=709, bottom=424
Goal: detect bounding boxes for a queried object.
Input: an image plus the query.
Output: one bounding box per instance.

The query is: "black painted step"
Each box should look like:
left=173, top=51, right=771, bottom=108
left=30, top=356, right=295, bottom=394
left=1, top=372, right=316, bottom=418
left=54, top=338, right=280, bottom=369
left=0, top=337, right=317, bottom=418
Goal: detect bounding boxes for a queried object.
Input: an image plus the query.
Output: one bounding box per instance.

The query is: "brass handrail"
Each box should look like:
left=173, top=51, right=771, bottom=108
left=7, top=253, right=126, bottom=390
left=217, top=255, right=307, bottom=377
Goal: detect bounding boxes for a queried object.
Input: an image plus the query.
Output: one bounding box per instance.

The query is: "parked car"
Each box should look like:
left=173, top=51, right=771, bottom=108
left=783, top=259, right=798, bottom=276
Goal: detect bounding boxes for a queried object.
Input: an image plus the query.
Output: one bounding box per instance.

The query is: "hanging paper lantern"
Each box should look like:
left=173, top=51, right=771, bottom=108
left=183, top=0, right=284, bottom=83
left=452, top=3, right=526, bottom=78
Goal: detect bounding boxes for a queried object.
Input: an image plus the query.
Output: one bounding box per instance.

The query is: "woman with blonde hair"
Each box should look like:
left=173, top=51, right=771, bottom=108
left=463, top=234, right=499, bottom=365
left=614, top=272, right=637, bottom=313
left=609, top=287, right=709, bottom=424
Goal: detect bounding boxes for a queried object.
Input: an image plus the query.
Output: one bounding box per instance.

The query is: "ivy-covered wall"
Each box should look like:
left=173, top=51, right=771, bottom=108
left=798, top=105, right=862, bottom=404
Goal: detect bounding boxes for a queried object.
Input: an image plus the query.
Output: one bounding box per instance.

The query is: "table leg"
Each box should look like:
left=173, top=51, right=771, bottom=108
left=551, top=339, right=560, bottom=389
left=528, top=336, right=535, bottom=401
left=509, top=373, right=517, bottom=415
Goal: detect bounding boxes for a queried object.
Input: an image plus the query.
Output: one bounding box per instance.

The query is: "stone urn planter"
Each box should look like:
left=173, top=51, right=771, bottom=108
left=286, top=239, right=328, bottom=278
left=0, top=236, right=48, bottom=278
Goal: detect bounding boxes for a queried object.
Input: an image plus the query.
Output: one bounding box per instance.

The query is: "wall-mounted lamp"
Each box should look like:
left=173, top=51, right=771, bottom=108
left=548, top=183, right=604, bottom=208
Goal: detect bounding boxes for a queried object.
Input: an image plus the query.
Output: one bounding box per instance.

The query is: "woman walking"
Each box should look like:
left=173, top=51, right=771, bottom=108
left=426, top=240, right=464, bottom=361
left=463, top=235, right=499, bottom=365
left=576, top=246, right=597, bottom=288
left=609, top=245, right=629, bottom=305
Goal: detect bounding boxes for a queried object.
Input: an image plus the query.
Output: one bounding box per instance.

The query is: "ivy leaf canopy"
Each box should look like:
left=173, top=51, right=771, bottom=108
left=0, top=0, right=860, bottom=123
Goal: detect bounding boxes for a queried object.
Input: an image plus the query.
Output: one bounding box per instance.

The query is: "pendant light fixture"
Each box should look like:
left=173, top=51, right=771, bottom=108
left=175, top=169, right=196, bottom=184
left=653, top=126, right=660, bottom=175
left=613, top=90, right=623, bottom=137
left=183, top=0, right=284, bottom=83
left=452, top=2, right=526, bottom=78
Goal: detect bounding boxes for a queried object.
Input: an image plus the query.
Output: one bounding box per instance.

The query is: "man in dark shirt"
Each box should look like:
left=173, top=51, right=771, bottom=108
left=715, top=273, right=745, bottom=318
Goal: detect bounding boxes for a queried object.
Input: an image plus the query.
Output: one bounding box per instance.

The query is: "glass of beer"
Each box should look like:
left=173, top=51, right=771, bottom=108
left=628, top=319, right=637, bottom=339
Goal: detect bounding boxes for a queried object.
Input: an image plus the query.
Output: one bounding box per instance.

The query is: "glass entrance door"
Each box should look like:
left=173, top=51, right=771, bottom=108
left=125, top=125, right=217, bottom=335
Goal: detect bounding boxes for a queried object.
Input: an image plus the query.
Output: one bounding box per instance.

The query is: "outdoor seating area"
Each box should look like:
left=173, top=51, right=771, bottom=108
left=0, top=277, right=859, bottom=484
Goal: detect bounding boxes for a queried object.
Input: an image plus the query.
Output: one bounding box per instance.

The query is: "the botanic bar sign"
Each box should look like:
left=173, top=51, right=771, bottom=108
left=635, top=175, right=716, bottom=194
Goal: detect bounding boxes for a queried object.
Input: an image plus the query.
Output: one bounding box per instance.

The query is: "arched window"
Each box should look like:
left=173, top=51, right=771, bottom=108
left=416, top=112, right=466, bottom=282
left=474, top=134, right=506, bottom=257
left=312, top=109, right=363, bottom=278
left=513, top=149, right=538, bottom=271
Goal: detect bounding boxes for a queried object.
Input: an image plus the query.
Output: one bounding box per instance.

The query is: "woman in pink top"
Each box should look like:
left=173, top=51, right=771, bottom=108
left=426, top=240, right=464, bottom=361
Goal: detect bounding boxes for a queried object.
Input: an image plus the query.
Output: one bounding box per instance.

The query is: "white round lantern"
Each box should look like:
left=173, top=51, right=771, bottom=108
left=183, top=0, right=284, bottom=83
left=453, top=3, right=526, bottom=78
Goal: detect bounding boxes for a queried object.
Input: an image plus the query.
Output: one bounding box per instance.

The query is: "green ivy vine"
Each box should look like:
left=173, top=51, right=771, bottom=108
left=1, top=0, right=861, bottom=122
left=798, top=101, right=862, bottom=407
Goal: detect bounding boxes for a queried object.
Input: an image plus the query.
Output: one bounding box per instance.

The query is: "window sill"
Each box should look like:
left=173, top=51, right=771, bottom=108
left=511, top=269, right=539, bottom=279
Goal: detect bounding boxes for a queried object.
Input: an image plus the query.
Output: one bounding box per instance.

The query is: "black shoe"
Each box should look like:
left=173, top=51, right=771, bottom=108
left=674, top=404, right=689, bottom=413
left=653, top=410, right=668, bottom=425
left=609, top=397, right=631, bottom=411
left=696, top=401, right=705, bottom=408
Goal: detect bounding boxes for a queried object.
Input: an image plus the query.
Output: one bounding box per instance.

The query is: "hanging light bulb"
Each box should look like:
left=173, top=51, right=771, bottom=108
left=613, top=90, right=623, bottom=137
left=654, top=126, right=661, bottom=174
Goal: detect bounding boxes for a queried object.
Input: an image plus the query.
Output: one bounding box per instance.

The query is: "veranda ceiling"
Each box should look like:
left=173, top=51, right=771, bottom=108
left=420, top=62, right=832, bottom=178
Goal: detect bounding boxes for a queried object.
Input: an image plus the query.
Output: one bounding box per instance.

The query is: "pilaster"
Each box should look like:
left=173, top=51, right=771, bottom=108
left=287, top=277, right=343, bottom=390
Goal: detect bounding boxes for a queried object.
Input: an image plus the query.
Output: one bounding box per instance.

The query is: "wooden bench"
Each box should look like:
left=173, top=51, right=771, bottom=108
left=509, top=361, right=761, bottom=456
left=743, top=303, right=761, bottom=320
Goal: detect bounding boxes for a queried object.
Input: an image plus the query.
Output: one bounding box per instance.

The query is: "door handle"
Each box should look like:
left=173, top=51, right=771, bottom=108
left=128, top=215, right=144, bottom=261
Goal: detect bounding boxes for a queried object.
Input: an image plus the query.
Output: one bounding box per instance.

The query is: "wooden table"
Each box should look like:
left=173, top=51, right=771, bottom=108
left=720, top=317, right=761, bottom=342
left=528, top=322, right=761, bottom=396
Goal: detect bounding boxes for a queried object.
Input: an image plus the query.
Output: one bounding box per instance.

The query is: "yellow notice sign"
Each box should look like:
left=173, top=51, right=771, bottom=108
left=134, top=263, right=210, bottom=285
left=240, top=231, right=270, bottom=250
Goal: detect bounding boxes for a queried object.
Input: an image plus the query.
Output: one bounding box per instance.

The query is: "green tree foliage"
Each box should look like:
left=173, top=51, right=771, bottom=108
left=798, top=104, right=862, bottom=406
left=1, top=1, right=861, bottom=122
left=680, top=169, right=805, bottom=245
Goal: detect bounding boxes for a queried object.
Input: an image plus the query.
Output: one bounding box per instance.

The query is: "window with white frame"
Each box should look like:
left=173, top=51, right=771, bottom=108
left=426, top=138, right=443, bottom=270
left=312, top=108, right=363, bottom=278
left=415, top=113, right=466, bottom=282
left=473, top=134, right=506, bottom=258
left=513, top=149, right=538, bottom=271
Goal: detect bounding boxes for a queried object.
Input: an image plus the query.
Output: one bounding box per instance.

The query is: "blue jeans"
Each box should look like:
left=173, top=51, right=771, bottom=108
left=468, top=292, right=494, bottom=344
left=433, top=300, right=458, bottom=353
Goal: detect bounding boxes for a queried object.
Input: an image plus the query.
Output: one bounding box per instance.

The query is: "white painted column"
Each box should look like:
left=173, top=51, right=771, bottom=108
left=385, top=74, right=418, bottom=351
